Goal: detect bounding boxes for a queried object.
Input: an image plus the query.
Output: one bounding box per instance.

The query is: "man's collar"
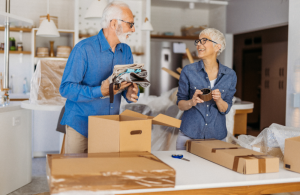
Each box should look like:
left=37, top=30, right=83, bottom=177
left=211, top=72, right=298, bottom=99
left=98, top=29, right=123, bottom=52
left=198, top=59, right=229, bottom=75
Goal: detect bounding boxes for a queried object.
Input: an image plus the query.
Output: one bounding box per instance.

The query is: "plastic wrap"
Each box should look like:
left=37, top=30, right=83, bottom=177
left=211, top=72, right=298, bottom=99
left=46, top=152, right=175, bottom=194
left=30, top=59, right=67, bottom=105
left=227, top=123, right=300, bottom=161
left=120, top=88, right=238, bottom=151
left=121, top=88, right=183, bottom=151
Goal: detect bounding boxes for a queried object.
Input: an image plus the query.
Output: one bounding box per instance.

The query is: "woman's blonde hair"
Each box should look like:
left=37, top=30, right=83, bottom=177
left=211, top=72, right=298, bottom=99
left=199, top=28, right=226, bottom=56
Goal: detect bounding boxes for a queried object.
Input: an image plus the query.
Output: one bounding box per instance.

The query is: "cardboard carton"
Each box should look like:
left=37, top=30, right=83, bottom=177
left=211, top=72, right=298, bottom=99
left=186, top=139, right=279, bottom=174
left=88, top=110, right=181, bottom=153
left=46, top=152, right=176, bottom=194
left=284, top=136, right=300, bottom=173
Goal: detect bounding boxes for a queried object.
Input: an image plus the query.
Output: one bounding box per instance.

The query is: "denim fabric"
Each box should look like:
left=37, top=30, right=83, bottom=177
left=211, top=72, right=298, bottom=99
left=60, top=29, right=138, bottom=137
left=177, top=60, right=237, bottom=140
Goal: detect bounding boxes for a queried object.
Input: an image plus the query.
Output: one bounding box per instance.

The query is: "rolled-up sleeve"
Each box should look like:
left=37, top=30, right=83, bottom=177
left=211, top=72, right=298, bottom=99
left=59, top=46, right=104, bottom=102
left=177, top=68, right=190, bottom=105
left=219, top=72, right=237, bottom=115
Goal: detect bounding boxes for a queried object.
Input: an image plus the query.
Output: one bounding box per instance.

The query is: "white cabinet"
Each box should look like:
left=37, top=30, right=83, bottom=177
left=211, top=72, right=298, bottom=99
left=0, top=104, right=32, bottom=195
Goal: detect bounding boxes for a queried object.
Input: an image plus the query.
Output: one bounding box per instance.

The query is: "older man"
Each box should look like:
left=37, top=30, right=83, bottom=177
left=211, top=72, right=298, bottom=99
left=59, top=1, right=138, bottom=154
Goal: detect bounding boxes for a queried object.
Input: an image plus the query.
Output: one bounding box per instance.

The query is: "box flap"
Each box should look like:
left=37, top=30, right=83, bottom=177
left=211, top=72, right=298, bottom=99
left=152, top=114, right=181, bottom=128
left=120, top=109, right=149, bottom=119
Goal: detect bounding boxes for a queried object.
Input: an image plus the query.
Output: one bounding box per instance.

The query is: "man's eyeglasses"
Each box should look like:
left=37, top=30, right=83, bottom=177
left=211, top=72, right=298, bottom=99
left=117, top=19, right=135, bottom=28
left=194, top=38, right=218, bottom=46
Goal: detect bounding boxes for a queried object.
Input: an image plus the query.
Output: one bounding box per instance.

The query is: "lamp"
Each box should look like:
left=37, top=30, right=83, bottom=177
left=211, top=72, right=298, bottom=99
left=36, top=0, right=59, bottom=37
left=141, top=17, right=153, bottom=31
left=85, top=0, right=109, bottom=20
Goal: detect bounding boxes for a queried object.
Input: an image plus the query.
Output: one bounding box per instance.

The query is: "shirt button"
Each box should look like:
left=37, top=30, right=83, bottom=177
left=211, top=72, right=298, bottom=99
left=208, top=86, right=210, bottom=88
left=207, top=105, right=209, bottom=107
left=206, top=114, right=208, bottom=116
left=111, top=107, right=113, bottom=109
left=194, top=87, right=196, bottom=89
left=205, top=123, right=207, bottom=125
left=223, top=90, right=224, bottom=92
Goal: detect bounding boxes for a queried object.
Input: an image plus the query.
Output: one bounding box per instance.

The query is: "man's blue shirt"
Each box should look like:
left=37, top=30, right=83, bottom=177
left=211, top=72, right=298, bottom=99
left=59, top=29, right=137, bottom=137
left=177, top=60, right=237, bottom=140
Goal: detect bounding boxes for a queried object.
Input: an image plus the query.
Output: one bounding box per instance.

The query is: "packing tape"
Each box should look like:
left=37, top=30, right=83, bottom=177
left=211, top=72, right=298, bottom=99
left=185, top=139, right=216, bottom=152
left=211, top=147, right=243, bottom=153
left=232, top=155, right=269, bottom=173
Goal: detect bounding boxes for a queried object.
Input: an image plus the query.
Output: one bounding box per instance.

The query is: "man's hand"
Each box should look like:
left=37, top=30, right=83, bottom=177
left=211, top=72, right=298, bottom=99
left=190, top=89, right=203, bottom=106
left=212, top=89, right=222, bottom=103
left=101, top=79, right=131, bottom=97
left=126, top=83, right=139, bottom=102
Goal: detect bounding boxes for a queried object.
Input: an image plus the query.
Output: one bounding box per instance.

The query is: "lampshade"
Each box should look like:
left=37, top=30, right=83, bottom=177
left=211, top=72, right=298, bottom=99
left=141, top=17, right=153, bottom=31
left=85, top=0, right=109, bottom=20
left=36, top=16, right=60, bottom=37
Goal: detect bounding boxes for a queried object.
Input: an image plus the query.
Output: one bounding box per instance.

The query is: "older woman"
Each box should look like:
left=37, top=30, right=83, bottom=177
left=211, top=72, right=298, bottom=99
left=176, top=28, right=237, bottom=150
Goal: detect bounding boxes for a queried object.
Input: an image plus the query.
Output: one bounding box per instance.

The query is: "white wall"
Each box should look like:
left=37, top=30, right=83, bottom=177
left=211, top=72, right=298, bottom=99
left=151, top=6, right=209, bottom=36
left=209, top=5, right=226, bottom=33
left=208, top=4, right=227, bottom=65
left=286, top=0, right=300, bottom=128
left=226, top=0, right=289, bottom=34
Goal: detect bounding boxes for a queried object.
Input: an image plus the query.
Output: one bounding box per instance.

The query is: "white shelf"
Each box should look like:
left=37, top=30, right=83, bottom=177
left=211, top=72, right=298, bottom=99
left=0, top=11, right=33, bottom=26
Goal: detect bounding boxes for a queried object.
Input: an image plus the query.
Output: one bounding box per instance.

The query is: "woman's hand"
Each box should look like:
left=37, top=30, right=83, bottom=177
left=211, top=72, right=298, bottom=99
left=212, top=89, right=222, bottom=102
left=190, top=90, right=204, bottom=106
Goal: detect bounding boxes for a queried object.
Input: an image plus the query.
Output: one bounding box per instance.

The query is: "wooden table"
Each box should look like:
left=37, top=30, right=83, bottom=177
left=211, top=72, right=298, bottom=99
left=59, top=150, right=300, bottom=195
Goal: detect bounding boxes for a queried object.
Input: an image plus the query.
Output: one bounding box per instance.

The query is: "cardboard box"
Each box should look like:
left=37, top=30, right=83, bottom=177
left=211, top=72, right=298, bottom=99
left=88, top=110, right=181, bottom=153
left=46, top=152, right=176, bottom=194
left=186, top=139, right=279, bottom=174
left=284, top=136, right=300, bottom=173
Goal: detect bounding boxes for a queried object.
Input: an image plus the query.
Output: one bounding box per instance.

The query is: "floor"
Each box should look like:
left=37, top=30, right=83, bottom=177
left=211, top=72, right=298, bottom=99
left=8, top=158, right=49, bottom=195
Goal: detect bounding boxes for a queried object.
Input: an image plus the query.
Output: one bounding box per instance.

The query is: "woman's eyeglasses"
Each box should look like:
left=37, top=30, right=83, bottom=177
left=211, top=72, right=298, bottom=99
left=194, top=38, right=218, bottom=46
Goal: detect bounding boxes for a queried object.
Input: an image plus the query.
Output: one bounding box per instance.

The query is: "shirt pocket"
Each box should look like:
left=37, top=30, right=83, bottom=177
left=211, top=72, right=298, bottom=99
left=218, top=88, right=227, bottom=99
left=189, top=85, right=205, bottom=99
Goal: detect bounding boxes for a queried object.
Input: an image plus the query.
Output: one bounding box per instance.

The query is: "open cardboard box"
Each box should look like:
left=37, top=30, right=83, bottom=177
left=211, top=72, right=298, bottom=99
left=46, top=152, right=176, bottom=194
left=284, top=136, right=300, bottom=173
left=186, top=139, right=279, bottom=174
left=88, top=110, right=181, bottom=153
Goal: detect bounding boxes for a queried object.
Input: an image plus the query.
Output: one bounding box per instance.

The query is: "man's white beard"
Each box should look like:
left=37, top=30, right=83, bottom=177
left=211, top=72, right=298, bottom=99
left=116, top=24, right=132, bottom=43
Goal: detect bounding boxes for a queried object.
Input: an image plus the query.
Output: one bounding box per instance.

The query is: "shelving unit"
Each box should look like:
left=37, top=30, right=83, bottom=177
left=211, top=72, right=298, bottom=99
left=0, top=27, right=32, bottom=32
left=0, top=50, right=31, bottom=54
left=151, top=35, right=198, bottom=40
left=31, top=28, right=75, bottom=68
left=132, top=52, right=144, bottom=56
left=79, top=34, right=93, bottom=38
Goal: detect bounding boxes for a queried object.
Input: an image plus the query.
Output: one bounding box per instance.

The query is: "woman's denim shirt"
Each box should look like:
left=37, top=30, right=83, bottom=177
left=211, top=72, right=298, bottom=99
left=177, top=60, right=237, bottom=140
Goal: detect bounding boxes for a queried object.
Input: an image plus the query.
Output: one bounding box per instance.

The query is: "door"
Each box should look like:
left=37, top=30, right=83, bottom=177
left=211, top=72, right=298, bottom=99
left=242, top=48, right=262, bottom=127
left=260, top=42, right=287, bottom=130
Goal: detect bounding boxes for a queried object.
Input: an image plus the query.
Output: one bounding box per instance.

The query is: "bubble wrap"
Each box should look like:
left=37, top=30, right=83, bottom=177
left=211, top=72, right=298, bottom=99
left=227, top=123, right=300, bottom=161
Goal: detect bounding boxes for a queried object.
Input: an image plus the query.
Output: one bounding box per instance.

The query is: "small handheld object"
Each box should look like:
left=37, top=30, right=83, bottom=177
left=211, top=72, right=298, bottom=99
left=172, top=154, right=190, bottom=162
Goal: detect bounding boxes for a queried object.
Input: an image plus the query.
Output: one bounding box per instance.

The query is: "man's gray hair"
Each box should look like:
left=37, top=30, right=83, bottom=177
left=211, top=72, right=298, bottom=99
left=199, top=28, right=226, bottom=56
left=100, top=1, right=130, bottom=28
